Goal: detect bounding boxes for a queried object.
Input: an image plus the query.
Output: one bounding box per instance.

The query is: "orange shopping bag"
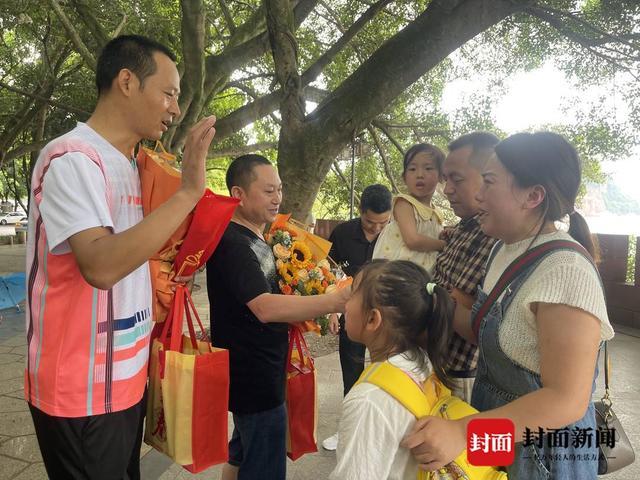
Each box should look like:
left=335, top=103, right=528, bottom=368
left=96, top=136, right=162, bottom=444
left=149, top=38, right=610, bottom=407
left=286, top=325, right=318, bottom=460
left=137, top=142, right=192, bottom=324
left=145, top=285, right=229, bottom=473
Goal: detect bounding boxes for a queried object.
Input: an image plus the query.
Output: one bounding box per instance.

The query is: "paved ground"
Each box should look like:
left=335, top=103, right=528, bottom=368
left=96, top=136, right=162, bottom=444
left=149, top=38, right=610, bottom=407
left=0, top=244, right=26, bottom=275
left=0, top=244, right=638, bottom=479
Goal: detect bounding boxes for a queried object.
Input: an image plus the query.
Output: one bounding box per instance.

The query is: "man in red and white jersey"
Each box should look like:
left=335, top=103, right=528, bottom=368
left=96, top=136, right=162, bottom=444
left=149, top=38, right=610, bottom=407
left=25, top=34, right=216, bottom=479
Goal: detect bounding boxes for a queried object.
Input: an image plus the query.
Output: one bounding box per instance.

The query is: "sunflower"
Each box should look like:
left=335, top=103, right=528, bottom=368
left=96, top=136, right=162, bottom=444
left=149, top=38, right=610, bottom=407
left=290, top=241, right=312, bottom=269
left=278, top=261, right=296, bottom=283
left=305, top=279, right=323, bottom=295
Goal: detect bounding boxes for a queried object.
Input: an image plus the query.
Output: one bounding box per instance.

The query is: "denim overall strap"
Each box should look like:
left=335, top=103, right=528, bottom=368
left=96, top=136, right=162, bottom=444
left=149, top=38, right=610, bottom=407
left=470, top=242, right=600, bottom=480
left=471, top=240, right=590, bottom=338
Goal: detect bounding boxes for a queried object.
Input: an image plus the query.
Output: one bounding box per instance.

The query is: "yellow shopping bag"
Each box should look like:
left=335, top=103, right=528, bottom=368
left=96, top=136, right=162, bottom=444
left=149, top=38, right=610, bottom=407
left=145, top=285, right=229, bottom=473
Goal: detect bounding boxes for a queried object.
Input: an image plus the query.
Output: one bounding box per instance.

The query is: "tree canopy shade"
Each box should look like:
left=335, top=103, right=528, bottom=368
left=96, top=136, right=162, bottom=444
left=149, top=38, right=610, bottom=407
left=1, top=0, right=638, bottom=218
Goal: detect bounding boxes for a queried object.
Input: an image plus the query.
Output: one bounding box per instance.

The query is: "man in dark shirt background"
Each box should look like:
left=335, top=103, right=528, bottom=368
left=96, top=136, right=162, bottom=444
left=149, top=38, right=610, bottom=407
left=207, top=154, right=350, bottom=480
left=322, top=184, right=392, bottom=451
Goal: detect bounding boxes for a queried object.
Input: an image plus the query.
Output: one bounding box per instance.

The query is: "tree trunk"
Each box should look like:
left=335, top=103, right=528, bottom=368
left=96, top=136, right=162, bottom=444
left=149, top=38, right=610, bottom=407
left=168, top=0, right=207, bottom=151
left=167, top=0, right=319, bottom=151
left=277, top=0, right=525, bottom=219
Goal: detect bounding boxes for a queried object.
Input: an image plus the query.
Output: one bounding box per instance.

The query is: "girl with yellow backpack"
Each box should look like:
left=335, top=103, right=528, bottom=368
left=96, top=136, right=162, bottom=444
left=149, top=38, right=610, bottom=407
left=329, top=260, right=506, bottom=480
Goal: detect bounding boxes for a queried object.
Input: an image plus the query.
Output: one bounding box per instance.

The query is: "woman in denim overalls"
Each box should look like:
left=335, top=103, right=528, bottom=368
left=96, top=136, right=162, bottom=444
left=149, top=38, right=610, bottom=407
left=402, top=132, right=614, bottom=479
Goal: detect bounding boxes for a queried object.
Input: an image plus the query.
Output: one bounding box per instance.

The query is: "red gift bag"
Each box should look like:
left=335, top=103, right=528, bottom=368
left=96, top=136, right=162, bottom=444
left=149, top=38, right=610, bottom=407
left=145, top=285, right=229, bottom=473
left=285, top=325, right=318, bottom=460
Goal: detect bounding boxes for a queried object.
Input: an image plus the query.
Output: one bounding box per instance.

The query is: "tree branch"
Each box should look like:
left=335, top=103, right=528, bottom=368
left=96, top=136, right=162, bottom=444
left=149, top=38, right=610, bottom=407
left=304, top=85, right=330, bottom=103
left=163, top=0, right=318, bottom=150
left=528, top=5, right=640, bottom=51
left=371, top=119, right=404, bottom=155
left=112, top=13, right=128, bottom=37
left=367, top=125, right=399, bottom=193
left=214, top=0, right=388, bottom=140
left=218, top=0, right=237, bottom=34
left=48, top=0, right=97, bottom=70
left=203, top=0, right=318, bottom=96
left=234, top=72, right=275, bottom=83
left=332, top=161, right=361, bottom=203
left=318, top=0, right=346, bottom=32
left=301, top=0, right=393, bottom=85
left=2, top=138, right=53, bottom=164
left=279, top=0, right=524, bottom=216
left=69, top=0, right=110, bottom=48
left=0, top=79, right=55, bottom=157
left=228, top=81, right=281, bottom=125
left=207, top=141, right=277, bottom=162
left=0, top=80, right=91, bottom=116
left=528, top=7, right=640, bottom=79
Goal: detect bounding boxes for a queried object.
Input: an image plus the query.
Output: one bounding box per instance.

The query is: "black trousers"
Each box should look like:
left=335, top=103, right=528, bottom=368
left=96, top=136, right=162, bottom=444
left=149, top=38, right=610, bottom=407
left=29, top=394, right=145, bottom=480
left=338, top=315, right=366, bottom=397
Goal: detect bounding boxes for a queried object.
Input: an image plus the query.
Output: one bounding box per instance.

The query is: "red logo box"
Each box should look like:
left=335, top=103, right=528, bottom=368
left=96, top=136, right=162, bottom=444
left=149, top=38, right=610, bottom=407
left=467, top=418, right=515, bottom=466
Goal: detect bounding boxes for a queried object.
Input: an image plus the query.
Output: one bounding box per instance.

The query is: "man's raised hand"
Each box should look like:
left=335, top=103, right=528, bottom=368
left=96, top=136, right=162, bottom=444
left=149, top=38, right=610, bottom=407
left=180, top=115, right=217, bottom=202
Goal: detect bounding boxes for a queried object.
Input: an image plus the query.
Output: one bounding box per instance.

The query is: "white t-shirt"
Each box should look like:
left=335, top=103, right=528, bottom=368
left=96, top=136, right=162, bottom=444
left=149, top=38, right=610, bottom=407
left=39, top=122, right=152, bottom=323
left=482, top=230, right=614, bottom=373
left=330, top=353, right=431, bottom=480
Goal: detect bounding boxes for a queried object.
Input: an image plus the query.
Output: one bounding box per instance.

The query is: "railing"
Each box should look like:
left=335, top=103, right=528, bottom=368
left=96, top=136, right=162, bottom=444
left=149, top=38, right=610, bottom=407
left=316, top=222, right=639, bottom=330
left=597, top=234, right=639, bottom=330
left=314, top=219, right=343, bottom=241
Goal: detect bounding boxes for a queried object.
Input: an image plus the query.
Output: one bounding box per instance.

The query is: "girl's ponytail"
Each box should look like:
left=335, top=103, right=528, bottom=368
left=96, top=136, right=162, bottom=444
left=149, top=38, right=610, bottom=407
left=568, top=211, right=600, bottom=264
left=424, top=284, right=454, bottom=389
left=355, top=260, right=455, bottom=386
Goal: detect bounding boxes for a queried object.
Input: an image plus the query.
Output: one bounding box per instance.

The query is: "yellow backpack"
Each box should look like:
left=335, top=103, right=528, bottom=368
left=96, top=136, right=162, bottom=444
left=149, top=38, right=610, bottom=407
left=356, top=362, right=508, bottom=480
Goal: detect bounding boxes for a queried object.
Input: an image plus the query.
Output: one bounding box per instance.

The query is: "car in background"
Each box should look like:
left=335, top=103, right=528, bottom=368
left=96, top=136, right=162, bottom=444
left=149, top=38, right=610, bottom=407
left=0, top=212, right=27, bottom=225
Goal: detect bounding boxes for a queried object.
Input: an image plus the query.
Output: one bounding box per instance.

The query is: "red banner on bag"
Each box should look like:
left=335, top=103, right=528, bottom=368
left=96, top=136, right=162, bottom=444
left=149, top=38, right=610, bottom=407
left=174, top=189, right=240, bottom=277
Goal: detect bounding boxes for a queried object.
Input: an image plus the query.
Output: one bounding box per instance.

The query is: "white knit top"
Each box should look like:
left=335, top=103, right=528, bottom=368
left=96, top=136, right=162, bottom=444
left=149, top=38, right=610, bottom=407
left=482, top=230, right=615, bottom=374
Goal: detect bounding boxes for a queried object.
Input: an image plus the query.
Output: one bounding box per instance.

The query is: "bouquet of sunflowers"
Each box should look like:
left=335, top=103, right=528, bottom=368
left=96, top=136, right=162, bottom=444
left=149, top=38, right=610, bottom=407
left=266, top=216, right=344, bottom=334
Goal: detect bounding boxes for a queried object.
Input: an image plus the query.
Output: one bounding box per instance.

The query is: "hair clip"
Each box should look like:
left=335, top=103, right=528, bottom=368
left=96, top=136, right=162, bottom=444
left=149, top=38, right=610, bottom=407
left=425, top=282, right=437, bottom=295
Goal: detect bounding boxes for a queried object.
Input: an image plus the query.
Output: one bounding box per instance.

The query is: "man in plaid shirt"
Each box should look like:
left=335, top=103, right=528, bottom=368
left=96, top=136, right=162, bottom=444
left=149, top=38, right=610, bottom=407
left=433, top=132, right=500, bottom=402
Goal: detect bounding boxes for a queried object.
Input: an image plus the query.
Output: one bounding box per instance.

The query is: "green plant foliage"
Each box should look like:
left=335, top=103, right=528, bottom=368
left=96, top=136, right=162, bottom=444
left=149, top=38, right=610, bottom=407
left=1, top=0, right=638, bottom=220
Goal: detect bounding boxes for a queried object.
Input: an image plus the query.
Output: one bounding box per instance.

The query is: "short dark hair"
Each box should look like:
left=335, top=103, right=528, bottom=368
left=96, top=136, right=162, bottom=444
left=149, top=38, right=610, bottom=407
left=360, top=184, right=392, bottom=214
left=402, top=143, right=445, bottom=176
left=448, top=131, right=500, bottom=152
left=96, top=34, right=177, bottom=95
left=226, top=154, right=273, bottom=193
left=448, top=131, right=500, bottom=170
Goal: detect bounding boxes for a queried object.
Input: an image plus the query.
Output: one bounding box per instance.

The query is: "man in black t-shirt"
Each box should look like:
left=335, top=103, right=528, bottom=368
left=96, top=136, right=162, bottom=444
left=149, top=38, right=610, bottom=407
left=322, top=184, right=392, bottom=451
left=207, top=154, right=350, bottom=480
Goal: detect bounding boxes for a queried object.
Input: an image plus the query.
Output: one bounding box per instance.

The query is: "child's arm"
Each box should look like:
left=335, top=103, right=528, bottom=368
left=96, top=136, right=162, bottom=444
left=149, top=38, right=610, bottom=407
left=394, top=198, right=446, bottom=253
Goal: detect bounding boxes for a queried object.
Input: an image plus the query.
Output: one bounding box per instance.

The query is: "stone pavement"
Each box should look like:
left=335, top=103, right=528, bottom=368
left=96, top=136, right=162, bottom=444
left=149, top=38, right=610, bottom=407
left=0, top=243, right=639, bottom=479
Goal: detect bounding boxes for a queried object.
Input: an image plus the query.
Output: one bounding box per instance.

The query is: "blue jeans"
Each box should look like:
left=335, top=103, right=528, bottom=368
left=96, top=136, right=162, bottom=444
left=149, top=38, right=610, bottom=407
left=228, top=403, right=287, bottom=480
